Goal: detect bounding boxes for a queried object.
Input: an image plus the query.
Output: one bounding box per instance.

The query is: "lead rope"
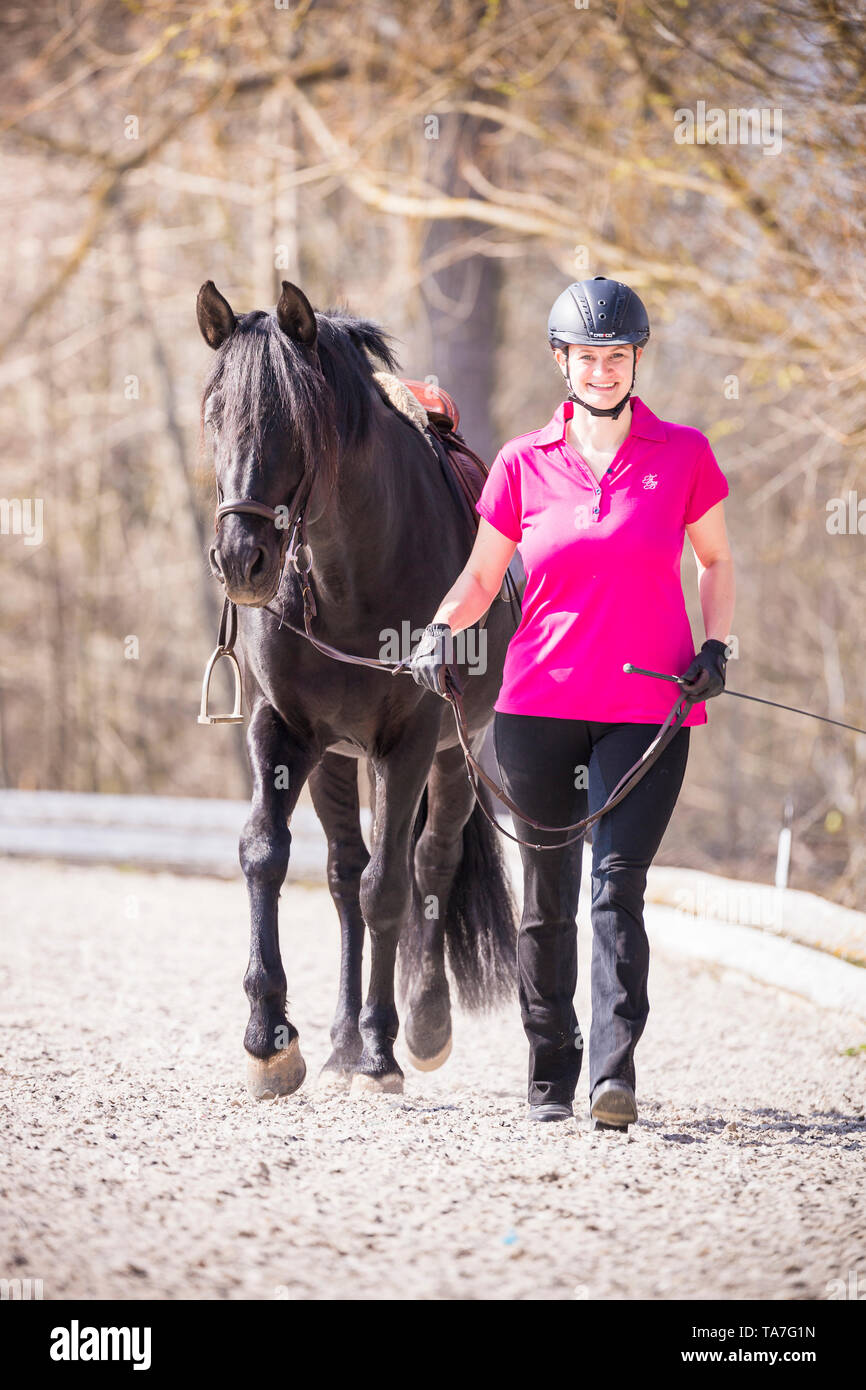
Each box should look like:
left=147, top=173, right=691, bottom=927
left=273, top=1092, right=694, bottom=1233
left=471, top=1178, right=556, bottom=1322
left=201, top=561, right=696, bottom=849
left=202, top=508, right=865, bottom=845
left=201, top=424, right=695, bottom=847
left=443, top=677, right=696, bottom=850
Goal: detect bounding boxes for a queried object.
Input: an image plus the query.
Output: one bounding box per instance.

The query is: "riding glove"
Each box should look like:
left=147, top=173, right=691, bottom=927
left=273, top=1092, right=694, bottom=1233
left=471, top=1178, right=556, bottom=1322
left=409, top=622, right=463, bottom=698
left=679, top=638, right=729, bottom=700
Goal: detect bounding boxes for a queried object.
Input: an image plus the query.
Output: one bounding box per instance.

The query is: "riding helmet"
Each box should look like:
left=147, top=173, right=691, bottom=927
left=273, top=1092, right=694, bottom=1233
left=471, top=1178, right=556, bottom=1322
left=548, top=276, right=650, bottom=348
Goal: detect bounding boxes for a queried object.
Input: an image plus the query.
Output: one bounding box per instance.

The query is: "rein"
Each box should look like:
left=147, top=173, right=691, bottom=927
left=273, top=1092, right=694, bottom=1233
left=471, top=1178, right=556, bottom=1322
left=443, top=677, right=696, bottom=850
left=200, top=427, right=695, bottom=851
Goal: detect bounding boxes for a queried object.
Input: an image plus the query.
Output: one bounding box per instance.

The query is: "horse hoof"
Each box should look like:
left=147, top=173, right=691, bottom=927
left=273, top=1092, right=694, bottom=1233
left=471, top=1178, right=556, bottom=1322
left=316, top=1067, right=353, bottom=1093
left=406, top=1034, right=453, bottom=1072
left=245, top=1038, right=306, bottom=1099
left=350, top=1070, right=404, bottom=1097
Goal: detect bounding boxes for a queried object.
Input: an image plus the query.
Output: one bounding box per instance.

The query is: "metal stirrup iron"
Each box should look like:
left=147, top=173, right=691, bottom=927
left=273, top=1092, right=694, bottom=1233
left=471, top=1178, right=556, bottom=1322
left=198, top=596, right=244, bottom=724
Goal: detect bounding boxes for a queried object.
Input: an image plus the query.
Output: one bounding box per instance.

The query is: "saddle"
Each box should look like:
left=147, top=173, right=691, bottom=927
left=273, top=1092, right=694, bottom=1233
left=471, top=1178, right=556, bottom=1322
left=399, top=378, right=460, bottom=431
left=370, top=370, right=519, bottom=620
left=401, top=377, right=521, bottom=622
left=372, top=372, right=489, bottom=529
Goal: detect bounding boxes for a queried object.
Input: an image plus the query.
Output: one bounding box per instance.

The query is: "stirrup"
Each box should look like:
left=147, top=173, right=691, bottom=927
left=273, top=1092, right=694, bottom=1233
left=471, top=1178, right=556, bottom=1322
left=198, top=596, right=244, bottom=725
left=197, top=646, right=243, bottom=724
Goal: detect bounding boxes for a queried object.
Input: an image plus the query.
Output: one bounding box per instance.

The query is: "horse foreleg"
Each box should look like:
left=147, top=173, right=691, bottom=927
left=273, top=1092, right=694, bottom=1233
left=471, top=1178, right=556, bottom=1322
left=351, top=714, right=441, bottom=1096
left=307, top=753, right=370, bottom=1090
left=404, top=744, right=477, bottom=1070
left=241, top=703, right=318, bottom=1099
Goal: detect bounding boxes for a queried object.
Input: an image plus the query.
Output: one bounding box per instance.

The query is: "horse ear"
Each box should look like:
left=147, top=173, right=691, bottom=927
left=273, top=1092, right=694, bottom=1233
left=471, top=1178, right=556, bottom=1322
left=197, top=281, right=237, bottom=349
left=276, top=281, right=317, bottom=349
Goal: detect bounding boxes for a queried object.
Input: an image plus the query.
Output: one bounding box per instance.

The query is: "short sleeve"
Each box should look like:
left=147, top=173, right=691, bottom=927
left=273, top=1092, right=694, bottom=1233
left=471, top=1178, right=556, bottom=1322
left=475, top=449, right=522, bottom=542
left=685, top=441, right=729, bottom=525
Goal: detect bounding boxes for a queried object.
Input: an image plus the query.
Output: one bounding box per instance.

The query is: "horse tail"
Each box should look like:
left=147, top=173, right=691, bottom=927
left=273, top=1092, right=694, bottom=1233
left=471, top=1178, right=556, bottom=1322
left=401, top=778, right=518, bottom=1013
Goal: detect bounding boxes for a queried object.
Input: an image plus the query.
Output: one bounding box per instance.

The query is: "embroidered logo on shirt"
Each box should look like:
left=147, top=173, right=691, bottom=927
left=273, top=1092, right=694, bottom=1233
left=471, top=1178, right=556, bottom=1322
left=642, top=473, right=660, bottom=490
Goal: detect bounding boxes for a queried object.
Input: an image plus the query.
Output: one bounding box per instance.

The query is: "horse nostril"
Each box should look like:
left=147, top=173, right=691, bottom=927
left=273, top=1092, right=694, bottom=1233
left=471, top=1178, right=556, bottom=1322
left=209, top=545, right=225, bottom=580
left=244, top=547, right=266, bottom=584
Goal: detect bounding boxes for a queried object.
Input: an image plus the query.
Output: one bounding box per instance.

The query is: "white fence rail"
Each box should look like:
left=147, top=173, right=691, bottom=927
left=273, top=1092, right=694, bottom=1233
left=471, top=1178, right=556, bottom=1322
left=2, top=790, right=865, bottom=1016
left=0, top=790, right=344, bottom=880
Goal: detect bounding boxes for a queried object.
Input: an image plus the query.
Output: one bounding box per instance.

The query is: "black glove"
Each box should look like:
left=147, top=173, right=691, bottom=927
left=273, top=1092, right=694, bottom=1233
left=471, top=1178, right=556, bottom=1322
left=409, top=622, right=463, bottom=698
left=679, top=638, right=729, bottom=700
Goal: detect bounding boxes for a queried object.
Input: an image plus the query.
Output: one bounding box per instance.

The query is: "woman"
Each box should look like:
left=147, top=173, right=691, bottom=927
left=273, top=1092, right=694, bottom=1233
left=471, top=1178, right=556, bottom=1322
left=409, top=276, right=735, bottom=1130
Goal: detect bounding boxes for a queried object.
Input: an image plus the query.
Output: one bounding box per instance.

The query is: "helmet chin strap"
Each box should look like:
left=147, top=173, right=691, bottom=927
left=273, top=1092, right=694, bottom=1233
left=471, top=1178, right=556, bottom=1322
left=563, top=346, right=637, bottom=420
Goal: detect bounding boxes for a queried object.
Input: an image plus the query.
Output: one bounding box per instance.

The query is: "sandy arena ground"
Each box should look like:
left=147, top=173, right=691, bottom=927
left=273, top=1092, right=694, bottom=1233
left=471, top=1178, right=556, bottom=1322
left=1, top=859, right=864, bottom=1301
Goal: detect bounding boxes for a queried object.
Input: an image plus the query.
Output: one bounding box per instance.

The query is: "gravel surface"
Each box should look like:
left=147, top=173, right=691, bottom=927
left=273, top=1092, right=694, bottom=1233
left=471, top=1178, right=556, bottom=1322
left=1, top=860, right=864, bottom=1301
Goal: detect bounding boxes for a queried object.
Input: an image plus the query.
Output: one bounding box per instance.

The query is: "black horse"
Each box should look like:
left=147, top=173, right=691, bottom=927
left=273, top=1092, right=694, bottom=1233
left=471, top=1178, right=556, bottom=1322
left=196, top=278, right=519, bottom=1098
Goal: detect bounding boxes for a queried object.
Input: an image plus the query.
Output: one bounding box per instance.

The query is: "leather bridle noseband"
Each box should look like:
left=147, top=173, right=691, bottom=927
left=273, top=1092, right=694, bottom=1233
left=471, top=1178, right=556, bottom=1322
left=213, top=468, right=316, bottom=618
left=202, top=437, right=695, bottom=852
left=216, top=498, right=299, bottom=525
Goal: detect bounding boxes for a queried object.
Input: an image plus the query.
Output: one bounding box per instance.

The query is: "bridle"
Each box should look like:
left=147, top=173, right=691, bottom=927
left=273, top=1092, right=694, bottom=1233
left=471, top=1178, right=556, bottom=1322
left=214, top=473, right=315, bottom=623
left=212, top=468, right=434, bottom=673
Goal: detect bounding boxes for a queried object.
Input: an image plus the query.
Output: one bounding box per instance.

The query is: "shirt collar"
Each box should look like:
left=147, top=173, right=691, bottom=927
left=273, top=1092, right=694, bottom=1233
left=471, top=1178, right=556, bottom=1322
left=532, top=395, right=667, bottom=446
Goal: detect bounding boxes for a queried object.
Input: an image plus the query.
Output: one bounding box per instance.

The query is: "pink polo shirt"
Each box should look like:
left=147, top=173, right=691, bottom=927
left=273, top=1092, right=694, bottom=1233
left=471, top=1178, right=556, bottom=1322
left=475, top=396, right=729, bottom=728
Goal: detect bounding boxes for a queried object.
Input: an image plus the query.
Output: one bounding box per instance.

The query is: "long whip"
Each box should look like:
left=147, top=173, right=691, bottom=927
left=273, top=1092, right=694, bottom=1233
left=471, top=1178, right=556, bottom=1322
left=623, top=664, right=866, bottom=737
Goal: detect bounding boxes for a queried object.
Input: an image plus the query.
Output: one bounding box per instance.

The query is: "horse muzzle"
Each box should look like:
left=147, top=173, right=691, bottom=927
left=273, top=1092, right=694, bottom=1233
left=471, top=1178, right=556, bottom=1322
left=209, top=535, right=282, bottom=606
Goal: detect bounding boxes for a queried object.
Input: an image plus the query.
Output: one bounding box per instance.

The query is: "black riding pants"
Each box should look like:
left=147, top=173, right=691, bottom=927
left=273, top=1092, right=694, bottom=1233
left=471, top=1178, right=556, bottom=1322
left=493, top=711, right=690, bottom=1107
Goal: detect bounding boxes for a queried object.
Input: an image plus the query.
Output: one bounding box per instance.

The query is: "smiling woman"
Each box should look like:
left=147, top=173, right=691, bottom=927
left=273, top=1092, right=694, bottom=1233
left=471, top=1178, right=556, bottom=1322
left=409, top=275, right=735, bottom=1131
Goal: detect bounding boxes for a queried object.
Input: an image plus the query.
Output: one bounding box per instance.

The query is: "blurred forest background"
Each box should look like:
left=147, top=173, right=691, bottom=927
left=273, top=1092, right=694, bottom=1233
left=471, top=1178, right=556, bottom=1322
left=0, top=0, right=864, bottom=904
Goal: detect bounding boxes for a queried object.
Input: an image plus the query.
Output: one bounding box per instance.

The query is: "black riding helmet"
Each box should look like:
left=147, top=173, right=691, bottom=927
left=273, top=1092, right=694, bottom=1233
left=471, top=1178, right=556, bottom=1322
left=548, top=276, right=650, bottom=420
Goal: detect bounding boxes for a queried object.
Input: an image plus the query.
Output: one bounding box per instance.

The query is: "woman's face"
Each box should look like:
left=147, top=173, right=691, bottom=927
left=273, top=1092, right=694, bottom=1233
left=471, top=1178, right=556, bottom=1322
left=554, top=343, right=643, bottom=409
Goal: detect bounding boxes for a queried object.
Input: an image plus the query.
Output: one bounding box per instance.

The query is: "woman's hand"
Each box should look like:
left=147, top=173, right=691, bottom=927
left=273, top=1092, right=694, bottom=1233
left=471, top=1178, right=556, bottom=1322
left=409, top=623, right=464, bottom=698
left=679, top=638, right=729, bottom=700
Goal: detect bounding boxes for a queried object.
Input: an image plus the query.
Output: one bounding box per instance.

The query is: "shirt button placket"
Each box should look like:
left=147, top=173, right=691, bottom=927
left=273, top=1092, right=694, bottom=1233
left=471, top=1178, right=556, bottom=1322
left=593, top=484, right=601, bottom=521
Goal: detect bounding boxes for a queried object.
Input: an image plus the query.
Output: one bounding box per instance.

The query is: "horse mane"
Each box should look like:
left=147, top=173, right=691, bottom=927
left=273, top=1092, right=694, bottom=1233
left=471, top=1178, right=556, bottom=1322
left=200, top=303, right=402, bottom=512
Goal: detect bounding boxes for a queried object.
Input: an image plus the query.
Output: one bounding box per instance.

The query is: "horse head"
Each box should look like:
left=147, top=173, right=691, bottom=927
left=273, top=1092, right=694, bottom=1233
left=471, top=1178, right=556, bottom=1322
left=197, top=279, right=333, bottom=606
